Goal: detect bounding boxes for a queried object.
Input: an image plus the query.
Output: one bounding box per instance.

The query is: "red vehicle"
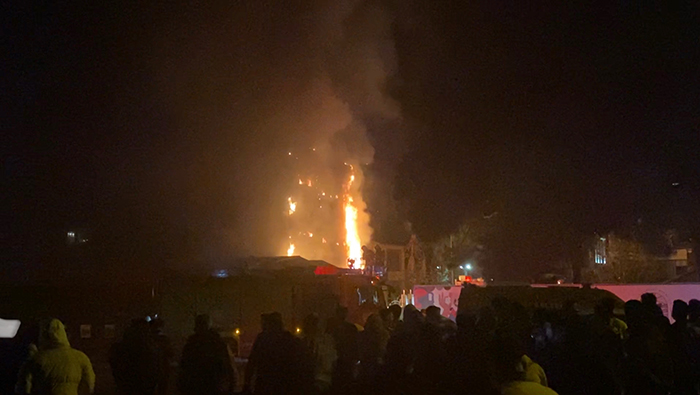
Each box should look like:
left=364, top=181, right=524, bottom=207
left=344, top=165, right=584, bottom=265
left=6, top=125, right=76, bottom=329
left=157, top=257, right=381, bottom=357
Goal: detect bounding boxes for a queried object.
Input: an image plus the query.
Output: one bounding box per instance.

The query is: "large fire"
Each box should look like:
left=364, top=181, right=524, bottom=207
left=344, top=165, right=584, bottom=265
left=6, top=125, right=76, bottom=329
left=283, top=150, right=365, bottom=269
left=344, top=170, right=363, bottom=269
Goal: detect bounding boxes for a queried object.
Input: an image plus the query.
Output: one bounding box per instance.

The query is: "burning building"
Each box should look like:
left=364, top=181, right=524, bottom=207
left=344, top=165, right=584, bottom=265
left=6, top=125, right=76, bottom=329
left=249, top=2, right=401, bottom=270
left=283, top=146, right=370, bottom=269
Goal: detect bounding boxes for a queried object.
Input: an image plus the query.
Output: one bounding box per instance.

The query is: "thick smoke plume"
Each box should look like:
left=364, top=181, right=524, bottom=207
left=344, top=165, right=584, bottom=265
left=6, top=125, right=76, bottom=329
left=149, top=0, right=402, bottom=267
left=277, top=1, right=401, bottom=265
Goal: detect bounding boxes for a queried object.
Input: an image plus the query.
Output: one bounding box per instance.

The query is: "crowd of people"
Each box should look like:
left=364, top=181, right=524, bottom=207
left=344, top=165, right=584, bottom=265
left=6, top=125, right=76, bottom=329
left=8, top=292, right=700, bottom=394
left=240, top=294, right=700, bottom=395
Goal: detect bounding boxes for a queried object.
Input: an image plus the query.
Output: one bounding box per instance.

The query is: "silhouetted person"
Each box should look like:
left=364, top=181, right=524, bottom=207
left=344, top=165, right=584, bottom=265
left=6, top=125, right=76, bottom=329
left=18, top=318, right=95, bottom=395
left=689, top=299, right=700, bottom=341
left=385, top=305, right=423, bottom=393
left=326, top=306, right=359, bottom=392
left=109, top=318, right=158, bottom=395
left=669, top=300, right=695, bottom=395
left=671, top=300, right=689, bottom=329
left=424, top=305, right=441, bottom=322
left=642, top=293, right=670, bottom=327
left=595, top=297, right=628, bottom=340
left=300, top=313, right=336, bottom=393
left=642, top=293, right=662, bottom=314
left=415, top=307, right=452, bottom=393
left=388, top=304, right=402, bottom=332
left=688, top=299, right=700, bottom=391
left=14, top=344, right=39, bottom=394
left=624, top=300, right=674, bottom=395
left=446, top=313, right=492, bottom=394
left=358, top=313, right=389, bottom=388
left=244, top=312, right=308, bottom=395
left=688, top=300, right=700, bottom=324
left=9, top=322, right=39, bottom=395
left=178, top=314, right=235, bottom=395
left=583, top=298, right=625, bottom=394
left=378, top=308, right=394, bottom=333
left=149, top=318, right=173, bottom=395
left=425, top=305, right=457, bottom=338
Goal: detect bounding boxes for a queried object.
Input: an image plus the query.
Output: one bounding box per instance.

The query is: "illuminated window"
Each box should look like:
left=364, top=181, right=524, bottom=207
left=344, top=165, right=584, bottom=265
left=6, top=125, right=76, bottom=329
left=80, top=325, right=91, bottom=339
left=104, top=325, right=115, bottom=339
left=594, top=237, right=607, bottom=264
left=595, top=253, right=606, bottom=264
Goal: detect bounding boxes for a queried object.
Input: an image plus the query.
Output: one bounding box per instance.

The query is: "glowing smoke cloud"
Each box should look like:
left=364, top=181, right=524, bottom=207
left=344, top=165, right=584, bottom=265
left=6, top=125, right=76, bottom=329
left=150, top=1, right=402, bottom=266
left=276, top=1, right=401, bottom=267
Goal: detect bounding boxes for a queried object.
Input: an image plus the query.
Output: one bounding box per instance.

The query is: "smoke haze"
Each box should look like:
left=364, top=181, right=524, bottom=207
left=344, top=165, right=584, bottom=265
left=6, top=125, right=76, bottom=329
left=148, top=0, right=402, bottom=267
left=6, top=1, right=697, bottom=281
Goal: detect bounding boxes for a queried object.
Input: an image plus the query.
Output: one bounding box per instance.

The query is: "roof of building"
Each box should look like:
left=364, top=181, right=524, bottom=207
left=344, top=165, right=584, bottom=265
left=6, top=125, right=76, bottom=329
left=665, top=267, right=699, bottom=283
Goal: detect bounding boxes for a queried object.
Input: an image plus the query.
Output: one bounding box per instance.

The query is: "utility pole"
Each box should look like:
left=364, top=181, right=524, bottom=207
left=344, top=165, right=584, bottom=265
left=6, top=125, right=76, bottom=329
left=449, top=234, right=455, bottom=284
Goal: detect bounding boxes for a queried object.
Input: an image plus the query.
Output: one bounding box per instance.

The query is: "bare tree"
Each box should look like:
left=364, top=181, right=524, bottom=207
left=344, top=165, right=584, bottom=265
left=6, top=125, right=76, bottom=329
left=430, top=223, right=483, bottom=284
left=589, top=234, right=668, bottom=283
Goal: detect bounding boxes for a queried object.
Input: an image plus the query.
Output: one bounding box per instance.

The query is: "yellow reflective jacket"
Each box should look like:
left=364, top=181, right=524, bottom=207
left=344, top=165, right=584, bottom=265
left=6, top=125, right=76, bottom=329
left=19, top=319, right=95, bottom=395
left=610, top=317, right=628, bottom=340
left=521, top=355, right=548, bottom=387
left=502, top=381, right=559, bottom=395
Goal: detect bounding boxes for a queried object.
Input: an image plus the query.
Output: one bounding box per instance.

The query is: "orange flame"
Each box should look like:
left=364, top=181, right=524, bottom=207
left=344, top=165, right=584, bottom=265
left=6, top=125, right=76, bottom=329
left=344, top=169, right=363, bottom=269
left=287, top=197, right=296, bottom=215
left=287, top=243, right=295, bottom=256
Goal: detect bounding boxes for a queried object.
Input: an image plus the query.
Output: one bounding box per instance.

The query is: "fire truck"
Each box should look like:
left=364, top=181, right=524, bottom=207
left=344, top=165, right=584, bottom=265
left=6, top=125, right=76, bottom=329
left=414, top=283, right=625, bottom=321
left=157, top=256, right=382, bottom=357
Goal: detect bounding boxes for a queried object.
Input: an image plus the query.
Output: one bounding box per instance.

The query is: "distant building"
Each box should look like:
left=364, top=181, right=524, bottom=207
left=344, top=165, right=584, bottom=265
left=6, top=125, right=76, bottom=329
left=371, top=242, right=407, bottom=290
left=367, top=237, right=429, bottom=292
left=66, top=229, right=89, bottom=245
left=584, top=233, right=698, bottom=283
left=660, top=243, right=696, bottom=279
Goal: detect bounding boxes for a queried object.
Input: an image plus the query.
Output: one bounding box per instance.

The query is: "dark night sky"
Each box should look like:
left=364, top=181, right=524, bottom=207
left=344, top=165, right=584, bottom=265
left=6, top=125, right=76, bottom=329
left=2, top=1, right=699, bottom=280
